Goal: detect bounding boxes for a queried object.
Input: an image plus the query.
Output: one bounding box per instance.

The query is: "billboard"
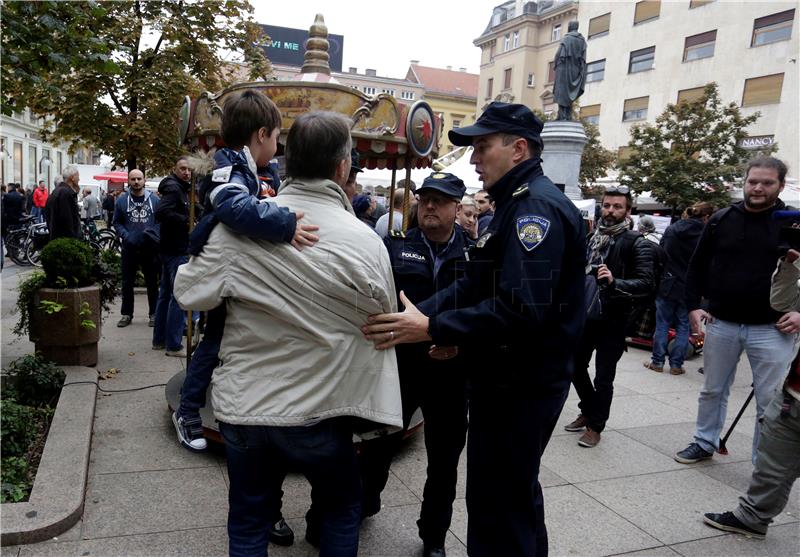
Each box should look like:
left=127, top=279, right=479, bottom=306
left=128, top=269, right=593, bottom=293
left=260, top=24, right=344, bottom=72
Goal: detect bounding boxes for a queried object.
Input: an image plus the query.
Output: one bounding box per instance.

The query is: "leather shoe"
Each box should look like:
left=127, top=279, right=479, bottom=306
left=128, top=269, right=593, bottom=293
left=117, top=315, right=132, bottom=327
left=578, top=428, right=601, bottom=448
left=423, top=546, right=446, bottom=557
left=268, top=518, right=294, bottom=546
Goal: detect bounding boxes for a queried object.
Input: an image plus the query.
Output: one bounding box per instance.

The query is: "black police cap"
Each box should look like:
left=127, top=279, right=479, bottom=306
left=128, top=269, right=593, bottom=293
left=418, top=172, right=467, bottom=200
left=449, top=102, right=544, bottom=149
left=350, top=149, right=363, bottom=174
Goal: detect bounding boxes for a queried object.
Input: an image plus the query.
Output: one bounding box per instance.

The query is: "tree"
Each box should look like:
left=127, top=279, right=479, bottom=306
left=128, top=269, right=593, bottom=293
left=579, top=121, right=615, bottom=189
left=1, top=0, right=271, bottom=174
left=616, top=83, right=768, bottom=213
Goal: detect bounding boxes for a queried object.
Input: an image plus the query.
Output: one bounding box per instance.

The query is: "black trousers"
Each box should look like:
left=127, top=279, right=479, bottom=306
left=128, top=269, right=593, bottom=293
left=120, top=243, right=159, bottom=318
left=359, top=367, right=468, bottom=547
left=466, top=381, right=568, bottom=557
left=572, top=318, right=627, bottom=433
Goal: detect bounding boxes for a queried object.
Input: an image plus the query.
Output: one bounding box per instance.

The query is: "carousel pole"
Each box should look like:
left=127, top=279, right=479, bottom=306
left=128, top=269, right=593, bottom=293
left=401, top=158, right=413, bottom=231
left=186, top=174, right=197, bottom=368
left=387, top=164, right=398, bottom=231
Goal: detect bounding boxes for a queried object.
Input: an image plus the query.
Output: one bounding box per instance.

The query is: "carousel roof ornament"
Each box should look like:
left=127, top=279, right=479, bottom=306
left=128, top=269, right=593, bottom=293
left=178, top=14, right=441, bottom=170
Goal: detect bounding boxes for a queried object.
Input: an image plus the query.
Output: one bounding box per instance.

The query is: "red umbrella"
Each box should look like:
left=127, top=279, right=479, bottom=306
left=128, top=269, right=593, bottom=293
left=92, top=171, right=128, bottom=183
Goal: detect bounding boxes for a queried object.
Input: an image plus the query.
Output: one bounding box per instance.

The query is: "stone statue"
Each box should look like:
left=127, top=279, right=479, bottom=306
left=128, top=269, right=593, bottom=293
left=552, top=21, right=587, bottom=121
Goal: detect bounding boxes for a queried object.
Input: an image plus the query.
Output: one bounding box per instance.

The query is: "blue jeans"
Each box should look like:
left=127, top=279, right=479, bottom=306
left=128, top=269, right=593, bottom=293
left=152, top=254, right=187, bottom=351
left=694, top=318, right=796, bottom=460
left=178, top=305, right=226, bottom=417
left=219, top=419, right=361, bottom=557
left=651, top=296, right=690, bottom=368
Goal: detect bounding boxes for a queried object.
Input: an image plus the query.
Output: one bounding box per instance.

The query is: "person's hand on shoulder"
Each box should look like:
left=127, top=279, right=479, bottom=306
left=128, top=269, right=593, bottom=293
left=290, top=211, right=320, bottom=251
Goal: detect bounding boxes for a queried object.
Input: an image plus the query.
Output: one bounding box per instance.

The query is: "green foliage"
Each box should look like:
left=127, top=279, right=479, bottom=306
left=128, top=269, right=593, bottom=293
left=0, top=400, right=42, bottom=456
left=1, top=456, right=30, bottom=503
left=580, top=122, right=616, bottom=187
left=13, top=271, right=46, bottom=337
left=94, top=248, right=121, bottom=313
left=616, top=83, right=765, bottom=212
left=1, top=0, right=272, bottom=174
left=79, top=302, right=96, bottom=330
left=38, top=300, right=66, bottom=314
left=41, top=238, right=94, bottom=288
left=3, top=354, right=66, bottom=408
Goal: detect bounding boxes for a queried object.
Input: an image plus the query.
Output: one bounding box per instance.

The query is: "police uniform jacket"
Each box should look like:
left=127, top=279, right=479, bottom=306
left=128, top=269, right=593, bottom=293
left=416, top=158, right=587, bottom=393
left=385, top=225, right=473, bottom=374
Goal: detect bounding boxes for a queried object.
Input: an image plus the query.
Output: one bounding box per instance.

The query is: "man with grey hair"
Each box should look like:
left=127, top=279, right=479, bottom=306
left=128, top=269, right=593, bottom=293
left=45, top=164, right=81, bottom=240
left=174, top=110, right=402, bottom=556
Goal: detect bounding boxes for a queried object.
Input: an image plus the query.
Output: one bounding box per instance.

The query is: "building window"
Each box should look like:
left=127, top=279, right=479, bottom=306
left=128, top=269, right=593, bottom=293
left=57, top=151, right=63, bottom=177
left=629, top=46, right=655, bottom=73
left=683, top=30, right=717, bottom=61
left=28, top=145, right=37, bottom=184
left=41, top=147, right=51, bottom=190
left=547, top=61, right=555, bottom=83
left=752, top=9, right=795, bottom=47
left=677, top=86, right=707, bottom=104
left=512, top=30, right=520, bottom=48
left=363, top=86, right=377, bottom=95
left=580, top=104, right=601, bottom=125
left=527, top=73, right=535, bottom=87
left=452, top=119, right=462, bottom=129
left=742, top=73, right=784, bottom=106
left=588, top=13, right=611, bottom=39
left=382, top=89, right=396, bottom=96
left=689, top=0, right=715, bottom=8
left=586, top=59, right=606, bottom=83
left=634, top=1, right=661, bottom=25
left=401, top=90, right=415, bottom=100
left=503, top=33, right=511, bottom=51
left=551, top=24, right=561, bottom=42
left=623, top=96, right=649, bottom=121
left=503, top=68, right=512, bottom=89
left=486, top=78, right=494, bottom=99
left=13, top=141, right=23, bottom=184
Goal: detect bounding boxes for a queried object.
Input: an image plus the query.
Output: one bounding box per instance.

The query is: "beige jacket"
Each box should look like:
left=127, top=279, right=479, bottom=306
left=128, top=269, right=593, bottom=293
left=174, top=177, right=402, bottom=429
left=770, top=257, right=800, bottom=312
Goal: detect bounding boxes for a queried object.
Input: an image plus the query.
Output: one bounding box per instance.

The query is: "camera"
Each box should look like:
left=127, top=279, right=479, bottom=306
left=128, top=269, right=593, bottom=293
left=773, top=211, right=800, bottom=252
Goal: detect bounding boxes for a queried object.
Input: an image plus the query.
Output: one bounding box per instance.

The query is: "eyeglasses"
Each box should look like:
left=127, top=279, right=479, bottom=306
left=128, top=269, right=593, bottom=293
left=604, top=185, right=630, bottom=195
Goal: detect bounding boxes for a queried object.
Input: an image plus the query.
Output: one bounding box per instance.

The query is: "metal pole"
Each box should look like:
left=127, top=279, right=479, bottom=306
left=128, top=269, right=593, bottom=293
left=401, top=161, right=413, bottom=231
left=186, top=173, right=197, bottom=367
left=387, top=165, right=397, bottom=231
left=717, top=387, right=754, bottom=455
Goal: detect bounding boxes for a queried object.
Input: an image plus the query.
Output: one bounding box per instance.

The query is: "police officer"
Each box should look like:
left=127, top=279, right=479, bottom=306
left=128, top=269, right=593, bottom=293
left=363, top=102, right=587, bottom=556
left=362, top=172, right=472, bottom=557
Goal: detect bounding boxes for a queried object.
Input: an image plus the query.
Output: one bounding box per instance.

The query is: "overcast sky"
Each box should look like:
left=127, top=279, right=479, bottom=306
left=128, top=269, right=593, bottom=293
left=251, top=0, right=501, bottom=78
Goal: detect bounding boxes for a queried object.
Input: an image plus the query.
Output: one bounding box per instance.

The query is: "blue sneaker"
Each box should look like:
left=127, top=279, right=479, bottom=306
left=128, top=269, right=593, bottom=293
left=703, top=512, right=765, bottom=539
left=675, top=442, right=713, bottom=464
left=172, top=412, right=207, bottom=452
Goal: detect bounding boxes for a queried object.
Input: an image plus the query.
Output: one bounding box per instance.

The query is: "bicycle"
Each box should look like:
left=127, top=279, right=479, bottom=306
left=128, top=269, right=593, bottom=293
left=24, top=222, right=50, bottom=267
left=83, top=218, right=120, bottom=253
left=3, top=215, right=37, bottom=266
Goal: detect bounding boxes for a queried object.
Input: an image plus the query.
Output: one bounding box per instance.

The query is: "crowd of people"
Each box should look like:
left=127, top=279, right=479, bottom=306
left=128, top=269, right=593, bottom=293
left=3, top=93, right=797, bottom=556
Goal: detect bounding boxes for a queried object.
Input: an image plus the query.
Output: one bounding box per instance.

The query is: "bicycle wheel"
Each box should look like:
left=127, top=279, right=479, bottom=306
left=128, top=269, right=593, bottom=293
left=25, top=239, right=43, bottom=267
left=6, top=232, right=30, bottom=266
left=97, top=229, right=119, bottom=251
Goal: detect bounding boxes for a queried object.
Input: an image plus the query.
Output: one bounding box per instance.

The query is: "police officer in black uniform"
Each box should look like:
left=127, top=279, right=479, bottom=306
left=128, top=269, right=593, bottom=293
left=363, top=102, right=587, bottom=556
left=361, top=172, right=472, bottom=557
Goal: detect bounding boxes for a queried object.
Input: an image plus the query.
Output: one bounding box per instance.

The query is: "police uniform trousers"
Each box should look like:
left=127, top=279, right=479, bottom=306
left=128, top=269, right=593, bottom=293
left=466, top=377, right=568, bottom=557
left=359, top=365, right=468, bottom=547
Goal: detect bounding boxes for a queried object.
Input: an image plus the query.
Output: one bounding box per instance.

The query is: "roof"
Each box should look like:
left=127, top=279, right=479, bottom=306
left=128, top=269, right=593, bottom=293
left=406, top=64, right=479, bottom=100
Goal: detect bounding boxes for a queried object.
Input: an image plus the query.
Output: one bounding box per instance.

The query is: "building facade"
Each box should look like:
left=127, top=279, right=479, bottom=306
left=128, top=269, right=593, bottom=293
left=474, top=0, right=579, bottom=116
left=1, top=110, right=99, bottom=190
left=475, top=0, right=799, bottom=180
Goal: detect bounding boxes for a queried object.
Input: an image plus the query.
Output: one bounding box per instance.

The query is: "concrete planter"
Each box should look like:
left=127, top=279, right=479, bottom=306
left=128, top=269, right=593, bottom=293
left=30, top=286, right=102, bottom=366
left=0, top=367, right=97, bottom=546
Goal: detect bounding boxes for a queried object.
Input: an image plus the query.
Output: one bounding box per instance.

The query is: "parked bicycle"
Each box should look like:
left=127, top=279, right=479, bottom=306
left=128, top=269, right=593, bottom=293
left=24, top=222, right=51, bottom=267
left=3, top=215, right=38, bottom=266
left=83, top=218, right=120, bottom=253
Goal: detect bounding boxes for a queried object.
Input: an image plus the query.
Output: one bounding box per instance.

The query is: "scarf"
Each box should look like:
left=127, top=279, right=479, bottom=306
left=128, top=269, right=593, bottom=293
left=587, top=217, right=631, bottom=268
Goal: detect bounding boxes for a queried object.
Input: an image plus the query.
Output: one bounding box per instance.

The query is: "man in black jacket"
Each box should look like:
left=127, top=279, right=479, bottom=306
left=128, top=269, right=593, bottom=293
left=362, top=102, right=587, bottom=557
left=565, top=186, right=655, bottom=448
left=152, top=156, right=192, bottom=356
left=676, top=156, right=797, bottom=465
left=3, top=184, right=26, bottom=228
left=645, top=202, right=714, bottom=375
left=364, top=172, right=472, bottom=557
left=45, top=166, right=82, bottom=240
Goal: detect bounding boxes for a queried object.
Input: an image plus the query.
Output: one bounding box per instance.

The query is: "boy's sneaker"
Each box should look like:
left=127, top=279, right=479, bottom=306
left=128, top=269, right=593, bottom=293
left=703, top=512, right=765, bottom=540
left=172, top=412, right=207, bottom=452
left=675, top=442, right=713, bottom=464
left=269, top=518, right=294, bottom=546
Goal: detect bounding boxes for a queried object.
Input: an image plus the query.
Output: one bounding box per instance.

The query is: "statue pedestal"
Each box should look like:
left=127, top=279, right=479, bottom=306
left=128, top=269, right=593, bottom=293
left=540, top=120, right=587, bottom=200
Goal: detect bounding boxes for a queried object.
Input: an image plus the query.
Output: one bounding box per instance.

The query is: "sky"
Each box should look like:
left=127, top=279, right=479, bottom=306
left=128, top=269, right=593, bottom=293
left=250, top=0, right=502, bottom=78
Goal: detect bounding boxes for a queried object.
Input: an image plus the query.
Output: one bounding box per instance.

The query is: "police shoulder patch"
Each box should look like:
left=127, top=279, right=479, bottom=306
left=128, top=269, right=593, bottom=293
left=516, top=215, right=550, bottom=252
left=388, top=229, right=405, bottom=239
left=212, top=166, right=233, bottom=184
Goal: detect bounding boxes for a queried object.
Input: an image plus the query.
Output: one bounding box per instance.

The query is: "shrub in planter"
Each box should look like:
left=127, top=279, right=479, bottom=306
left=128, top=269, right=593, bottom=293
left=3, top=354, right=66, bottom=408
left=41, top=238, right=94, bottom=288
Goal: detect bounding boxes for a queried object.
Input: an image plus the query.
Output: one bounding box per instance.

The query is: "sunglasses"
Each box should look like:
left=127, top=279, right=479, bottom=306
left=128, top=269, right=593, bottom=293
left=604, top=185, right=630, bottom=194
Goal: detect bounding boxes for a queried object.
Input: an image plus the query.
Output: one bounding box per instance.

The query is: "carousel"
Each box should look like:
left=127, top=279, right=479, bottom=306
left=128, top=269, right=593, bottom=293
left=166, top=14, right=437, bottom=443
